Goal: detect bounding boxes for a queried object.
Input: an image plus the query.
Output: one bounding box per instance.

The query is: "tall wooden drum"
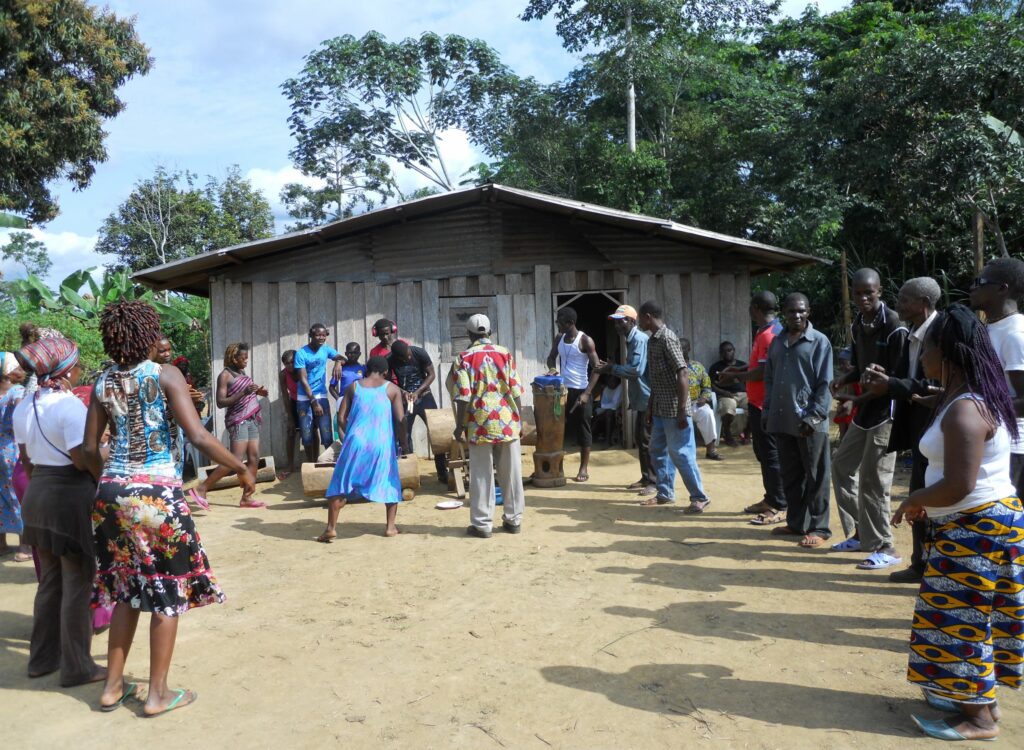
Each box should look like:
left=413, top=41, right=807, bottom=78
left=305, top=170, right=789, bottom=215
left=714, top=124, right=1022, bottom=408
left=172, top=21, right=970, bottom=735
left=531, top=382, right=567, bottom=487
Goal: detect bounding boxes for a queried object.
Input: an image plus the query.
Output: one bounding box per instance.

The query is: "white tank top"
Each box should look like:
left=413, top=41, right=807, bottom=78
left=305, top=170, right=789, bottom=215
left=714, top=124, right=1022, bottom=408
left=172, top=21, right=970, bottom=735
left=558, top=331, right=591, bottom=390
left=919, top=393, right=1016, bottom=517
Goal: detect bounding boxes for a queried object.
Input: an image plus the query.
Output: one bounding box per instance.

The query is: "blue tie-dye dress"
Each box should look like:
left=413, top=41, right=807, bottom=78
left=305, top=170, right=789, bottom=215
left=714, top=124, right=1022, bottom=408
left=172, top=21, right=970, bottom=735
left=327, top=382, right=401, bottom=504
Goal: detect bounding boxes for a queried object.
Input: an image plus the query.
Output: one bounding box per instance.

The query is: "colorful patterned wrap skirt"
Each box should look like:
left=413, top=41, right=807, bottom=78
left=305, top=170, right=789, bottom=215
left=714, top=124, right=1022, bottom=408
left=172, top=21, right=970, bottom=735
left=92, top=475, right=225, bottom=617
left=908, top=496, right=1024, bottom=704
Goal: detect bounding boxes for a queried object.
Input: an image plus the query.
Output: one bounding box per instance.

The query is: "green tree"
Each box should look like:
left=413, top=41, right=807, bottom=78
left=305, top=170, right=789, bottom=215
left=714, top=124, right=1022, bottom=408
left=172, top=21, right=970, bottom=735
left=0, top=0, right=151, bottom=224
left=521, top=1, right=780, bottom=151
left=1, top=231, right=52, bottom=278
left=282, top=31, right=525, bottom=222
left=96, top=165, right=274, bottom=271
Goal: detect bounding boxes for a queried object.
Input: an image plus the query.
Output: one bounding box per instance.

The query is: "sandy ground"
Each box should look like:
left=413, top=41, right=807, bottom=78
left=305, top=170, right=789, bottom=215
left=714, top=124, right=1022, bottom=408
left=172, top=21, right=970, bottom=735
left=2, top=443, right=1021, bottom=749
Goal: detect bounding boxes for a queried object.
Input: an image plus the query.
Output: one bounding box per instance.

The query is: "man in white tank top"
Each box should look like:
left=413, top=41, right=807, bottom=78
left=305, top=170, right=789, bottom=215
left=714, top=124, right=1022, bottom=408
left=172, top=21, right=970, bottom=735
left=546, top=307, right=601, bottom=482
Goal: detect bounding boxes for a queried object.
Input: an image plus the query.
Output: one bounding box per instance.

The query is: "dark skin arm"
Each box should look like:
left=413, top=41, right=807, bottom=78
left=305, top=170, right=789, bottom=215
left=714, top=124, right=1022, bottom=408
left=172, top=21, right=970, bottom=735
left=675, top=367, right=690, bottom=429
left=411, top=363, right=436, bottom=402
left=335, top=383, right=356, bottom=442
left=295, top=366, right=324, bottom=417
left=719, top=364, right=764, bottom=385
left=216, top=369, right=256, bottom=409
left=388, top=382, right=410, bottom=455
left=578, top=333, right=601, bottom=406
left=893, top=399, right=991, bottom=525
left=546, top=333, right=561, bottom=372
left=1008, top=371, right=1024, bottom=418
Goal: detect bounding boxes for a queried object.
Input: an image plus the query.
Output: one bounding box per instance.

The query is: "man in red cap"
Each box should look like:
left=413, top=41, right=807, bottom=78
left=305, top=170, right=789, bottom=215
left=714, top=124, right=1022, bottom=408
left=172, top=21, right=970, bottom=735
left=598, top=304, right=656, bottom=495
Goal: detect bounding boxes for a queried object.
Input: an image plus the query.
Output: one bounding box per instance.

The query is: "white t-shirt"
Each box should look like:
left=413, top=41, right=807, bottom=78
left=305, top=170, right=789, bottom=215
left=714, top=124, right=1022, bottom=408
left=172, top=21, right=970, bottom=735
left=12, top=388, right=88, bottom=466
left=600, top=384, right=623, bottom=411
left=986, top=313, right=1024, bottom=454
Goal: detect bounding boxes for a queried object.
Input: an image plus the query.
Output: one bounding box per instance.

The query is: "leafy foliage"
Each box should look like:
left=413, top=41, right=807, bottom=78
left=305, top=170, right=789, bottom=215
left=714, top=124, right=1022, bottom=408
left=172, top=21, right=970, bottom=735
left=281, top=31, right=526, bottom=227
left=95, top=165, right=274, bottom=271
left=1, top=231, right=52, bottom=279
left=0, top=0, right=151, bottom=224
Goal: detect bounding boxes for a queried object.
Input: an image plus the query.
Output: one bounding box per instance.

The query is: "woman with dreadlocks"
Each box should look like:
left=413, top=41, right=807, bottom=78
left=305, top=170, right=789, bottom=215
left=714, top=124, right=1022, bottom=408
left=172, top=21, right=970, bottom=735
left=84, top=300, right=254, bottom=716
left=892, top=304, right=1024, bottom=741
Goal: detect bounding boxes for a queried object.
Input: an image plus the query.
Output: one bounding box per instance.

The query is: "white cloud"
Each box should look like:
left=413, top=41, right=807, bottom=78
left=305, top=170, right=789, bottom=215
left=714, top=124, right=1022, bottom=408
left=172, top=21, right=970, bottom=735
left=0, top=228, right=105, bottom=288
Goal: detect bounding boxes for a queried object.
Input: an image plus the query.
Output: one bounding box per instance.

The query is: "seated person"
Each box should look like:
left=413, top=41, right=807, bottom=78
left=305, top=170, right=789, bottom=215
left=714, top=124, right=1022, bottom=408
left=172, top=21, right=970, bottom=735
left=709, top=341, right=748, bottom=447
left=680, top=338, right=722, bottom=461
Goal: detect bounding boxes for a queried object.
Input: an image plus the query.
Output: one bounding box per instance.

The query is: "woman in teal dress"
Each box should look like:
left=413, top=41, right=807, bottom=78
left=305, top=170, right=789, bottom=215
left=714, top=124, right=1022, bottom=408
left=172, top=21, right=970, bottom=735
left=0, top=352, right=29, bottom=556
left=317, top=356, right=408, bottom=541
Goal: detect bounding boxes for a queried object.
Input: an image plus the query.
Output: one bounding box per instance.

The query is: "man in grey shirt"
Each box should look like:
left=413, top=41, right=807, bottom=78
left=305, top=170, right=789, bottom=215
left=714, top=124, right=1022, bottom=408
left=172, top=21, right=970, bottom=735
left=762, top=292, right=833, bottom=547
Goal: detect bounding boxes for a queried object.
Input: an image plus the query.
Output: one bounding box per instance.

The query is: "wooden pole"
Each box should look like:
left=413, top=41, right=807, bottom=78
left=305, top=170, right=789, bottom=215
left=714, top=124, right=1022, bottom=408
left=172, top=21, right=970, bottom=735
left=974, top=208, right=986, bottom=274
left=840, top=248, right=851, bottom=343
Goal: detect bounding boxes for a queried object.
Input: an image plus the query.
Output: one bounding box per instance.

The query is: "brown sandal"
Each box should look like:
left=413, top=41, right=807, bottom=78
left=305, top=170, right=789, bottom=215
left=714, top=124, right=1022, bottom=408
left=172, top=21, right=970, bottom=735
left=799, top=534, right=827, bottom=548
left=750, top=509, right=785, bottom=526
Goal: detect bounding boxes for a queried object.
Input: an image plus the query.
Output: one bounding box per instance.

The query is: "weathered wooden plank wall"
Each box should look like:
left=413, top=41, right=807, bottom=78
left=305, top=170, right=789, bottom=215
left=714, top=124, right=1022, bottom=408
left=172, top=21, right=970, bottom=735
left=203, top=269, right=753, bottom=466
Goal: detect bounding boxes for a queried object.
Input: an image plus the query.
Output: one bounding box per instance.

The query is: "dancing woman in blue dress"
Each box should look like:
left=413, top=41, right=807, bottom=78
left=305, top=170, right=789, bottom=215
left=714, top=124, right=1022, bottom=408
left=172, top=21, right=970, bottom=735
left=318, top=356, right=408, bottom=541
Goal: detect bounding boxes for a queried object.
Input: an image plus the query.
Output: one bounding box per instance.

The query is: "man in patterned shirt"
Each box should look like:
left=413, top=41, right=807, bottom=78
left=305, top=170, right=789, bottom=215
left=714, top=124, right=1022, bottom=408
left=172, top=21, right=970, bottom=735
left=452, top=314, right=526, bottom=538
left=680, top=337, right=723, bottom=461
left=638, top=301, right=711, bottom=513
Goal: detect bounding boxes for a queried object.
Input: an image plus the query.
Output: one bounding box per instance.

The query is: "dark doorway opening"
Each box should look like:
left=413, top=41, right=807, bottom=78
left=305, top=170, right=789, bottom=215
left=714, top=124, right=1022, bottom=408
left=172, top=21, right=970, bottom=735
left=553, top=290, right=624, bottom=364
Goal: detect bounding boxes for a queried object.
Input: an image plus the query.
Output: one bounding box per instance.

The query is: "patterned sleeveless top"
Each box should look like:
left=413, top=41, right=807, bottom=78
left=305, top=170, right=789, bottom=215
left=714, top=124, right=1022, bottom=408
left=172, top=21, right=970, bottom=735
left=95, top=360, right=182, bottom=480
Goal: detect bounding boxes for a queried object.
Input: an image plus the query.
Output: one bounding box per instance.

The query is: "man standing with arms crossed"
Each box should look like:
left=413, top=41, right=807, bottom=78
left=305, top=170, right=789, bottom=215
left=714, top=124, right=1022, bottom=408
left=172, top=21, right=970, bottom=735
left=453, top=315, right=526, bottom=539
left=598, top=305, right=656, bottom=496
left=719, top=291, right=787, bottom=525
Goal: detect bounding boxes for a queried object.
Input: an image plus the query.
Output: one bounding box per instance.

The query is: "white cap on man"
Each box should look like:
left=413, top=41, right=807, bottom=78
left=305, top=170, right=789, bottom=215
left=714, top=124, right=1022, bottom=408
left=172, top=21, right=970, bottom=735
left=467, top=313, right=491, bottom=335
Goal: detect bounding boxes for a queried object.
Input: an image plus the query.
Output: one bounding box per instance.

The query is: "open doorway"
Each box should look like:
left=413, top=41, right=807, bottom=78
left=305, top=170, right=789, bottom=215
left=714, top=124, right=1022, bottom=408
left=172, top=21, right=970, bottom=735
left=553, top=290, right=626, bottom=448
left=553, top=290, right=625, bottom=364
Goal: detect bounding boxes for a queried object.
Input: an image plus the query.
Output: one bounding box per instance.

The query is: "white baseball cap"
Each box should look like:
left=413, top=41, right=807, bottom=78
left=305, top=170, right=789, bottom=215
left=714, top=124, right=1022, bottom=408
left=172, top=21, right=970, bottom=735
left=466, top=313, right=491, bottom=334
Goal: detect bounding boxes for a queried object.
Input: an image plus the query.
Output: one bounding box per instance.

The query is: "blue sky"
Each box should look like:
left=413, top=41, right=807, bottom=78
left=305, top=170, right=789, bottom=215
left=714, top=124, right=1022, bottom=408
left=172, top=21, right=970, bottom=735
left=1, top=0, right=847, bottom=286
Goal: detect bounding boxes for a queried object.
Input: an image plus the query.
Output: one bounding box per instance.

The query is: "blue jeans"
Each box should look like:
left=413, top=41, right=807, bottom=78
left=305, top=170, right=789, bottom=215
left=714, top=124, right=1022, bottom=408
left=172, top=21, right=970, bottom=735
left=650, top=415, right=708, bottom=502
left=296, top=397, right=332, bottom=448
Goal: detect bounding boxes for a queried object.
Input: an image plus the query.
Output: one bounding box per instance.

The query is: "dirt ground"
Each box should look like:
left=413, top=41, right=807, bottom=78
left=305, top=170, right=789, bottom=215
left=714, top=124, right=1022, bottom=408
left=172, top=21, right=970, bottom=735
left=2, top=443, right=1021, bottom=748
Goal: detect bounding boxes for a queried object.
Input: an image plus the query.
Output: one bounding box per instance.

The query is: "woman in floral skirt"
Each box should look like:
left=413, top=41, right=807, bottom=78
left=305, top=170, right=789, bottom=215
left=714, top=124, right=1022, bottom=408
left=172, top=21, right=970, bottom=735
left=83, top=300, right=254, bottom=716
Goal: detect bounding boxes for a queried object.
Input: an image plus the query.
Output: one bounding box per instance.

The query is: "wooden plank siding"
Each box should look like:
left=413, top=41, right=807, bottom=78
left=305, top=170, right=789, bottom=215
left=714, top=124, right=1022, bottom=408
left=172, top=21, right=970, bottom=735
left=203, top=269, right=758, bottom=465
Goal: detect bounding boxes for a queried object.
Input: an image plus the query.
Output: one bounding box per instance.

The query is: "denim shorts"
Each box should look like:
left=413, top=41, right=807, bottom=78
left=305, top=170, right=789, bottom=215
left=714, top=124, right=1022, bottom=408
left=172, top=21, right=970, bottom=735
left=296, top=397, right=332, bottom=448
left=228, top=417, right=260, bottom=443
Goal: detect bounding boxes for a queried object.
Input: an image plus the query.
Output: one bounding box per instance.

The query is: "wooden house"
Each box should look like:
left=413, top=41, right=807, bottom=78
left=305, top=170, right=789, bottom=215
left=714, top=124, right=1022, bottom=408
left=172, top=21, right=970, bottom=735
left=134, top=184, right=823, bottom=462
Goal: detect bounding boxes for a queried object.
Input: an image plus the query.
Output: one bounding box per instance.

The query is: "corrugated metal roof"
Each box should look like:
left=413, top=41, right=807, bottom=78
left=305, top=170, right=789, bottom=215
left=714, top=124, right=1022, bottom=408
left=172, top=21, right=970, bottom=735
left=133, top=183, right=828, bottom=295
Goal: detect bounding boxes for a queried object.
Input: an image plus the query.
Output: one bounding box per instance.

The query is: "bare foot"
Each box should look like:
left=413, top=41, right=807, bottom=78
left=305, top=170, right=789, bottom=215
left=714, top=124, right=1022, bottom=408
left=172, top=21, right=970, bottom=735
left=943, top=712, right=999, bottom=740
left=573, top=472, right=589, bottom=482
left=316, top=529, right=336, bottom=543
left=384, top=526, right=400, bottom=537
left=143, top=688, right=197, bottom=717
left=276, top=471, right=292, bottom=480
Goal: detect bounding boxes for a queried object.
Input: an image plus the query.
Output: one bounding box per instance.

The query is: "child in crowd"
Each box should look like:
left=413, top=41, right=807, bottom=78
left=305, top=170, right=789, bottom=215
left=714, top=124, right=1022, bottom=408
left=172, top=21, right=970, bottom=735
left=330, top=342, right=366, bottom=400
left=278, top=350, right=300, bottom=478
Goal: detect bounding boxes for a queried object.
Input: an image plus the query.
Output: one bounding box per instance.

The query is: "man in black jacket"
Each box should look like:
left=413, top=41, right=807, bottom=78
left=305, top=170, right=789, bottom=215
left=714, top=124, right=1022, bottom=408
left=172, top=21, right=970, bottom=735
left=862, top=277, right=941, bottom=583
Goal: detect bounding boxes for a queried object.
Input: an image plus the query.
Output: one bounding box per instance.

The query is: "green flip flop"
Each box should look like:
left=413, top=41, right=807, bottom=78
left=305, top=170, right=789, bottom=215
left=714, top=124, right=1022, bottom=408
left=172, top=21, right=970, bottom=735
left=100, top=681, right=139, bottom=712
left=144, top=688, right=197, bottom=718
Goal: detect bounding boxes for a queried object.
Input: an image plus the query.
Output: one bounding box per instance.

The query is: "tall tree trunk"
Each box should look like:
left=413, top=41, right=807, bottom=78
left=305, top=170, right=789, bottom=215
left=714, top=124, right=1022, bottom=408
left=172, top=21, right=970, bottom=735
left=973, top=208, right=985, bottom=273
left=626, top=8, right=636, bottom=154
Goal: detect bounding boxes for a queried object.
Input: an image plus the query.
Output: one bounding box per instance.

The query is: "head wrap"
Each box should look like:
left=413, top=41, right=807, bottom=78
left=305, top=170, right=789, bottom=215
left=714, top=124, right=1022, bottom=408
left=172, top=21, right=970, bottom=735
left=17, top=337, right=80, bottom=390
left=1, top=352, right=18, bottom=377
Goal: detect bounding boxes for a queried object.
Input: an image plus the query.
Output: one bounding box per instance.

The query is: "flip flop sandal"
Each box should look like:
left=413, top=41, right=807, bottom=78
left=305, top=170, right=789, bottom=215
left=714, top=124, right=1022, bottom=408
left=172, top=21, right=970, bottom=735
left=856, top=551, right=902, bottom=570
left=100, top=681, right=139, bottom=712
left=911, top=715, right=997, bottom=742
left=770, top=525, right=801, bottom=536
left=638, top=496, right=674, bottom=506
left=799, top=534, right=827, bottom=548
left=743, top=500, right=773, bottom=514
left=13, top=551, right=34, bottom=563
left=705, top=452, right=724, bottom=461
left=186, top=488, right=210, bottom=511
left=144, top=688, right=197, bottom=718
left=239, top=499, right=267, bottom=508
left=683, top=499, right=711, bottom=514
left=830, top=538, right=862, bottom=552
left=749, top=510, right=785, bottom=525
